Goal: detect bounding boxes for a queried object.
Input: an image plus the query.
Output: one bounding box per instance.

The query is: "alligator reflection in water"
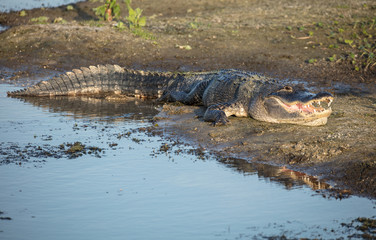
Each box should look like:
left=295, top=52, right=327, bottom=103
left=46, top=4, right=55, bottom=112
left=16, top=95, right=331, bottom=192
left=15, top=95, right=160, bottom=120
left=218, top=157, right=331, bottom=191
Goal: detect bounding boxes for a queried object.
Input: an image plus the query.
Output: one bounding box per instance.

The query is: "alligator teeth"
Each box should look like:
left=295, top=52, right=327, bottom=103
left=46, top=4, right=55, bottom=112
left=328, top=99, right=333, bottom=107
left=318, top=101, right=321, bottom=105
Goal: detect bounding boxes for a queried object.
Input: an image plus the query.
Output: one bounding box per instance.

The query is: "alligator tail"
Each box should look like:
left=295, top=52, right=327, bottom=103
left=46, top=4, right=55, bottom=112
left=7, top=64, right=178, bottom=98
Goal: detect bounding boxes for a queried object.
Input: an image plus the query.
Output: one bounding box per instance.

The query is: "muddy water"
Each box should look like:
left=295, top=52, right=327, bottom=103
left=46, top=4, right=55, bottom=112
left=0, top=84, right=375, bottom=239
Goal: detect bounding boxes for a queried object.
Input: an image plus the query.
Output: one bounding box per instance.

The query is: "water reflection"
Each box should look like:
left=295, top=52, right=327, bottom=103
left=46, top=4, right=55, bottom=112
left=12, top=95, right=160, bottom=120
left=13, top=95, right=332, bottom=193
left=218, top=157, right=331, bottom=191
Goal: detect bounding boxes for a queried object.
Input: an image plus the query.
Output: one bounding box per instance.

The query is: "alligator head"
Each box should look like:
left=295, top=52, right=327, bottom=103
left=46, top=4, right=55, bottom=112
left=251, top=85, right=334, bottom=126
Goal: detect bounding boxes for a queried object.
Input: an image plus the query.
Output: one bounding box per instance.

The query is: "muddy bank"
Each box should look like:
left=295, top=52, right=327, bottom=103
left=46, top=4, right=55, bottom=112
left=0, top=0, right=375, bottom=197
left=1, top=0, right=375, bottom=83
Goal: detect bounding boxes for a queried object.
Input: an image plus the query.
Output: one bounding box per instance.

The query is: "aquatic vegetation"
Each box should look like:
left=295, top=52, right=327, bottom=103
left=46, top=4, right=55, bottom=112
left=66, top=142, right=85, bottom=153
left=342, top=217, right=376, bottom=239
left=159, top=143, right=170, bottom=152
left=65, top=142, right=103, bottom=158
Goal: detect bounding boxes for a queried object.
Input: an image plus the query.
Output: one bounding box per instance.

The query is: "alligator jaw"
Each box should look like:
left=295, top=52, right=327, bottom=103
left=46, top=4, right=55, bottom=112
left=276, top=96, right=333, bottom=116
left=262, top=94, right=334, bottom=126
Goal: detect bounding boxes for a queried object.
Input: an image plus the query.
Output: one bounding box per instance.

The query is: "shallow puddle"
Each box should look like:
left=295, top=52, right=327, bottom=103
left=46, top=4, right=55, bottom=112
left=0, top=84, right=375, bottom=239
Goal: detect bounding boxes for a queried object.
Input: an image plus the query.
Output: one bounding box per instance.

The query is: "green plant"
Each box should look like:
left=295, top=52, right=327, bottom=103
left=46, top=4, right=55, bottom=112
left=328, top=54, right=337, bottom=62
left=93, top=0, right=120, bottom=21
left=190, top=22, right=199, bottom=29
left=66, top=5, right=74, bottom=11
left=54, top=17, right=67, bottom=24
left=189, top=19, right=201, bottom=29
left=328, top=44, right=338, bottom=49
left=307, top=58, right=317, bottom=64
left=115, top=21, right=127, bottom=31
left=30, top=16, right=49, bottom=24
left=359, top=46, right=375, bottom=71
left=288, top=17, right=375, bottom=72
left=323, top=18, right=376, bottom=72
left=344, top=39, right=355, bottom=47
left=125, top=0, right=146, bottom=29
left=19, top=10, right=27, bottom=17
left=123, top=0, right=154, bottom=39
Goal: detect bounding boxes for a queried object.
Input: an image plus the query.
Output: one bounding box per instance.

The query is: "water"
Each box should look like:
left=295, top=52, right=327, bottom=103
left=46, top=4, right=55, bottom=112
left=0, top=84, right=375, bottom=239
left=0, top=0, right=85, bottom=12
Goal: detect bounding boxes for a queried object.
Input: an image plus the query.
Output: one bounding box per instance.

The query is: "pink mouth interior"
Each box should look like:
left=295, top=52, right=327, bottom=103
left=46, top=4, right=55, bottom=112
left=282, top=102, right=316, bottom=113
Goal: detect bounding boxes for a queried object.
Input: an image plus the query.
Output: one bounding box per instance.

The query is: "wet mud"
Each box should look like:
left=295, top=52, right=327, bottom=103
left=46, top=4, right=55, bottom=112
left=0, top=0, right=375, bottom=198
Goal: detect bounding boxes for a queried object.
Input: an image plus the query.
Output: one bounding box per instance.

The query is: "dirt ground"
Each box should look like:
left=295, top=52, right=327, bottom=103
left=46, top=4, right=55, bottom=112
left=0, top=0, right=375, bottom=197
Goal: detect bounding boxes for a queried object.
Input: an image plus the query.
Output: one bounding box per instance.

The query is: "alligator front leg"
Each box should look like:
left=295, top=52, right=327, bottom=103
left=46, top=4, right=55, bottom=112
left=203, top=102, right=248, bottom=126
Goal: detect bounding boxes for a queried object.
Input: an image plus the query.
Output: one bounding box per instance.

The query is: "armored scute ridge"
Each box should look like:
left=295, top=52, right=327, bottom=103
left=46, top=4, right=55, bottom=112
left=8, top=65, right=334, bottom=126
left=8, top=65, right=173, bottom=98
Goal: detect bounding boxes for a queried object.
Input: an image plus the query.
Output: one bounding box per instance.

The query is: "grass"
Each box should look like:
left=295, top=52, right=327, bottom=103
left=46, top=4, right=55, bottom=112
left=80, top=20, right=105, bottom=27
left=130, top=27, right=155, bottom=40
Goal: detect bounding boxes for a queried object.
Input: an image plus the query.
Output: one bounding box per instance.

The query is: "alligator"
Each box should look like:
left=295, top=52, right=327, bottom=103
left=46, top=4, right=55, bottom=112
left=7, top=64, right=334, bottom=126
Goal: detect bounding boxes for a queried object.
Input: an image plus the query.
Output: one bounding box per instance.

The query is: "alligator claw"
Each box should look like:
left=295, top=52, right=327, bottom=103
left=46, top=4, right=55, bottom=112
left=212, top=114, right=230, bottom=126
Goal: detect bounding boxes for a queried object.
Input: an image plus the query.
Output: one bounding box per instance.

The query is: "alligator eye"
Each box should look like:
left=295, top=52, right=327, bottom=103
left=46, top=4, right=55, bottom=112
left=279, top=86, right=293, bottom=92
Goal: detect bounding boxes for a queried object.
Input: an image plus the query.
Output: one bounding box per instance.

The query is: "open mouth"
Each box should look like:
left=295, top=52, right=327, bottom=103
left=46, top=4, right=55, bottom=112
left=276, top=96, right=334, bottom=115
